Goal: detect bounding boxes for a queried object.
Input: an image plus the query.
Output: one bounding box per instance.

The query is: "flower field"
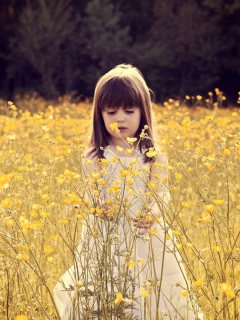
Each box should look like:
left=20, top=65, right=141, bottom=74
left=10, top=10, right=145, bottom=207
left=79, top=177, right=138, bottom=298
left=0, top=95, right=239, bottom=320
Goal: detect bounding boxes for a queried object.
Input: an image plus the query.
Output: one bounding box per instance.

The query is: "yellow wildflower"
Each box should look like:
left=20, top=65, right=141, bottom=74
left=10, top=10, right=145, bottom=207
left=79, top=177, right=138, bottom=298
left=126, top=148, right=133, bottom=155
left=15, top=316, right=28, bottom=320
left=195, top=279, right=203, bottom=287
left=213, top=199, right=224, bottom=206
left=182, top=117, right=191, bottom=127
left=172, top=230, right=181, bottom=236
left=17, top=253, right=29, bottom=261
left=1, top=198, right=13, bottom=208
left=109, top=123, right=119, bottom=132
left=223, top=149, right=230, bottom=156
left=0, top=173, right=10, bottom=189
left=126, top=137, right=137, bottom=143
left=180, top=290, right=189, bottom=296
left=214, top=246, right=221, bottom=252
left=114, top=292, right=123, bottom=304
left=100, top=158, right=109, bottom=166
left=150, top=228, right=158, bottom=236
left=201, top=213, right=211, bottom=222
left=60, top=218, right=68, bottom=225
left=44, top=245, right=54, bottom=254
left=116, top=145, right=123, bottom=152
left=204, top=204, right=214, bottom=213
left=220, top=283, right=235, bottom=298
left=140, top=288, right=150, bottom=297
left=127, top=261, right=136, bottom=269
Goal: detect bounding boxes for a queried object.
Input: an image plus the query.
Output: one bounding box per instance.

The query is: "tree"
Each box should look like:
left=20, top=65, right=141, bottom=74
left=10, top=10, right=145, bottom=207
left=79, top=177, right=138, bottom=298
left=148, top=0, right=221, bottom=99
left=202, top=0, right=240, bottom=99
left=13, top=0, right=77, bottom=98
left=77, top=0, right=130, bottom=95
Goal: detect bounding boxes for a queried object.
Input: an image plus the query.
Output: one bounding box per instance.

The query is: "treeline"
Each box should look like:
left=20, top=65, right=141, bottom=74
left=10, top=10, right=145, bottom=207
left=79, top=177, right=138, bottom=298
left=0, top=0, right=240, bottom=102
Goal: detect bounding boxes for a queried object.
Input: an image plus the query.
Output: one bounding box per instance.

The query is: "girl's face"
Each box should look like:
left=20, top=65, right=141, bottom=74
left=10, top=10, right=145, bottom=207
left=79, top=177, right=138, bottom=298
left=102, top=106, right=141, bottom=146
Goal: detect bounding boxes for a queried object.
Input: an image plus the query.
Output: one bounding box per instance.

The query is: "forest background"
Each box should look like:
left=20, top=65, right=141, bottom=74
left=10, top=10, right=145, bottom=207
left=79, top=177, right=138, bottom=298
left=0, top=0, right=240, bottom=103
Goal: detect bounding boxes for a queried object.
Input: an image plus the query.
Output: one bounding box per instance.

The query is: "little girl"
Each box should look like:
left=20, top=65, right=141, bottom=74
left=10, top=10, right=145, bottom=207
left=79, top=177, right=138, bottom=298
left=54, top=64, right=203, bottom=319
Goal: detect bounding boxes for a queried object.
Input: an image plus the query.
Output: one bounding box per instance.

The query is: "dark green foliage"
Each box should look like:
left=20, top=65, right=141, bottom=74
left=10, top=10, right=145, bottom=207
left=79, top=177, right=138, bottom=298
left=0, top=0, right=239, bottom=102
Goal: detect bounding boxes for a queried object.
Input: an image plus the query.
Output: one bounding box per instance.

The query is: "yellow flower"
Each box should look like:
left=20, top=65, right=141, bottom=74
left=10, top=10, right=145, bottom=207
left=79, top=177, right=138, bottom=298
left=91, top=171, right=100, bottom=179
left=47, top=256, right=55, bottom=263
left=17, top=253, right=29, bottom=261
left=150, top=228, right=158, bottom=236
left=44, top=245, right=54, bottom=254
left=77, top=213, right=86, bottom=220
left=127, top=261, right=136, bottom=269
left=201, top=213, right=211, bottom=222
left=220, top=283, right=235, bottom=298
left=220, top=283, right=231, bottom=292
left=100, top=158, right=109, bottom=166
left=214, top=245, right=221, bottom=252
left=41, top=194, right=50, bottom=202
left=140, top=287, right=150, bottom=297
left=176, top=243, right=183, bottom=250
left=146, top=147, right=157, bottom=158
left=145, top=215, right=153, bottom=221
left=172, top=230, right=181, bottom=236
left=32, top=204, right=41, bottom=210
left=15, top=316, right=28, bottom=320
left=116, top=145, right=123, bottom=152
left=180, top=290, right=189, bottom=296
left=213, top=199, right=224, bottom=206
left=60, top=218, right=69, bottom=225
left=1, top=198, right=13, bottom=208
left=109, top=122, right=119, bottom=132
left=182, top=202, right=191, bottom=208
left=114, top=292, right=123, bottom=304
left=182, top=117, right=191, bottom=127
left=204, top=204, right=214, bottom=213
left=126, top=137, right=137, bottom=143
left=175, top=172, right=183, bottom=179
left=120, top=169, right=128, bottom=177
left=126, top=177, right=133, bottom=186
left=165, top=233, right=171, bottom=240
left=126, top=148, right=133, bottom=155
left=223, top=149, right=230, bottom=156
left=195, top=279, right=203, bottom=287
left=0, top=173, right=10, bottom=189
left=21, top=245, right=30, bottom=251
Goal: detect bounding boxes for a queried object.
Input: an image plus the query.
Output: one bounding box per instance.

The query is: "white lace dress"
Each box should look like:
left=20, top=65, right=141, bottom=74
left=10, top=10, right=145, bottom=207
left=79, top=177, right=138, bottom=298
left=54, top=150, right=204, bottom=320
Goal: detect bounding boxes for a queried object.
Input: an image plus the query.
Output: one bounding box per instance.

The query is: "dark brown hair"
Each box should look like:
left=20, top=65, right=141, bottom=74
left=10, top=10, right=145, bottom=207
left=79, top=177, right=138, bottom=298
left=87, top=64, right=155, bottom=162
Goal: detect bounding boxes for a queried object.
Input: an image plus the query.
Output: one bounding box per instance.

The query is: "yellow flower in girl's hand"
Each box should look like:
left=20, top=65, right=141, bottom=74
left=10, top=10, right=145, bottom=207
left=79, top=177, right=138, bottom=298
left=109, top=123, right=119, bottom=132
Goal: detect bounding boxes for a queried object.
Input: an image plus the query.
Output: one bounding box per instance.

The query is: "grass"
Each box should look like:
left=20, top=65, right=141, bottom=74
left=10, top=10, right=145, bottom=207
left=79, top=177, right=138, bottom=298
left=0, top=93, right=239, bottom=319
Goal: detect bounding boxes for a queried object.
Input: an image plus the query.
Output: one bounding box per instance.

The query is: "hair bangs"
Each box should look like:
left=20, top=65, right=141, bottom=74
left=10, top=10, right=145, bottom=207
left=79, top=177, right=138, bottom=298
left=98, top=77, right=143, bottom=111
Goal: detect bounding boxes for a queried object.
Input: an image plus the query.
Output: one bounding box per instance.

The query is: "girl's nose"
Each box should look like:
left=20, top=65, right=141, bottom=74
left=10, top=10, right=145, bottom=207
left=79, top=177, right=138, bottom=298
left=116, top=111, right=125, bottom=122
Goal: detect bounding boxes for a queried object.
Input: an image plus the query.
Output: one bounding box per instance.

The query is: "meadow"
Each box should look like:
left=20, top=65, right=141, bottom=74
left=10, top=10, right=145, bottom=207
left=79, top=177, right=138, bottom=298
left=0, top=93, right=239, bottom=320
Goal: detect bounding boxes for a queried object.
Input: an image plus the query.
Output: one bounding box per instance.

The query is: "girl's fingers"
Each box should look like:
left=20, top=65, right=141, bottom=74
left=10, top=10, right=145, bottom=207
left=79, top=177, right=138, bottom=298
left=132, top=215, right=155, bottom=234
left=138, top=227, right=149, bottom=235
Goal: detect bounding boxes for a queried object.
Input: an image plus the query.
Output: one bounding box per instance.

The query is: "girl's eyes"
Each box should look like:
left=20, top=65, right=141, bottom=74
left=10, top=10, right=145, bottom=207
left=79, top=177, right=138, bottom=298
left=107, top=110, right=134, bottom=115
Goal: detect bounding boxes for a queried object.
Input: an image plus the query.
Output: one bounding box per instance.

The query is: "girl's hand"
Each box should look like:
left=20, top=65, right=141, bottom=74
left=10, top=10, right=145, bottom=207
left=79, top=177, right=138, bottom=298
left=132, top=215, right=155, bottom=235
left=99, top=202, right=113, bottom=221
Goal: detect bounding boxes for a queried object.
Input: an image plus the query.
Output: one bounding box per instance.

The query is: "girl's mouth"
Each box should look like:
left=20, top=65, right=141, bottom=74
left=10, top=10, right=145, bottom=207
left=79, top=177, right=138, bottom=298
left=118, top=127, right=127, bottom=130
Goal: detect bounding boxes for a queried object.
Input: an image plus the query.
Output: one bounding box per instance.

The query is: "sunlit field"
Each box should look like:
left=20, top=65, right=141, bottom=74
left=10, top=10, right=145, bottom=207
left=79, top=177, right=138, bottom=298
left=0, top=93, right=239, bottom=320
